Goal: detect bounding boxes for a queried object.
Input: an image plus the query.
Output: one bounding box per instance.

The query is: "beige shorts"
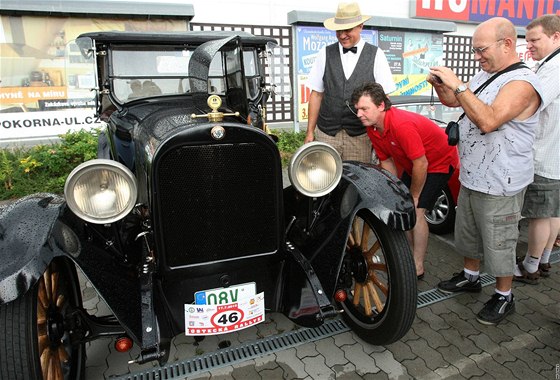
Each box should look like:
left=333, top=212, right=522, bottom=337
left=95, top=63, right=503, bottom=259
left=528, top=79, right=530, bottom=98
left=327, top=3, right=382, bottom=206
left=454, top=186, right=524, bottom=277
left=522, top=175, right=560, bottom=218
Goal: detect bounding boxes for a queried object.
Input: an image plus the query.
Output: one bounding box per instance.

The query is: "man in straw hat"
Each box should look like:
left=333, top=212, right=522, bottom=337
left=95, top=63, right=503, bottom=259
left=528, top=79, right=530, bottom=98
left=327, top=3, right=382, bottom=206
left=305, top=1, right=396, bottom=163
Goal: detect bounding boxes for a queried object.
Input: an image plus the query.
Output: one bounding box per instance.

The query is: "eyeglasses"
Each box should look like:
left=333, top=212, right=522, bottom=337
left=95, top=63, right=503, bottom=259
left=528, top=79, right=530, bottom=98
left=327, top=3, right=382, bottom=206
left=470, top=39, right=504, bottom=55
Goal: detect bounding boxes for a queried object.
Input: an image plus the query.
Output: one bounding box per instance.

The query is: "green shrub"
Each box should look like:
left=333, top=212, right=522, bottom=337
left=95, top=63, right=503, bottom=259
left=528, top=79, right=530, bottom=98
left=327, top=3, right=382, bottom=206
left=0, top=150, right=15, bottom=191
left=0, top=129, right=98, bottom=200
left=0, top=129, right=305, bottom=201
left=276, top=130, right=306, bottom=167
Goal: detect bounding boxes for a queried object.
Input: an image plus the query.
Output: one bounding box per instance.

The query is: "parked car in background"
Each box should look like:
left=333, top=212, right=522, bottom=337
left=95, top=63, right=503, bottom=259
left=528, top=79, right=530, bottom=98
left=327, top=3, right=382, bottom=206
left=0, top=31, right=418, bottom=379
left=392, top=95, right=462, bottom=235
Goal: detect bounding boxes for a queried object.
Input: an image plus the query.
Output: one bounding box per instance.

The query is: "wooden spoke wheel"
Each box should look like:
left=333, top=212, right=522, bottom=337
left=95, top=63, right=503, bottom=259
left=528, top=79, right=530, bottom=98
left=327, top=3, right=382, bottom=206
left=337, top=210, right=418, bottom=345
left=0, top=259, right=85, bottom=380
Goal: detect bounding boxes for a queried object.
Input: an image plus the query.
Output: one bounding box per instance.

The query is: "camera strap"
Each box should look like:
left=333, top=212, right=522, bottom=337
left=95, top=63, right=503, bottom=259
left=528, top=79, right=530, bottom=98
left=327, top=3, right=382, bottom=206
left=456, top=61, right=528, bottom=122
left=534, top=47, right=560, bottom=73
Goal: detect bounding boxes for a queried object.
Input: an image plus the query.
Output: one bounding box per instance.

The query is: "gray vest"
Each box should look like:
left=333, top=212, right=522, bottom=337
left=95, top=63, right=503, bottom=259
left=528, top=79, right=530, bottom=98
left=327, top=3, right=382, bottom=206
left=317, top=42, right=377, bottom=136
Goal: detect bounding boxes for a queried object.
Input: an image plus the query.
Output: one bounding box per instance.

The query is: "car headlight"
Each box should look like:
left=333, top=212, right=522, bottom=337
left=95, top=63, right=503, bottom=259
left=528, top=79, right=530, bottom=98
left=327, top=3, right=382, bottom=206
left=64, top=159, right=138, bottom=224
left=288, top=142, right=342, bottom=197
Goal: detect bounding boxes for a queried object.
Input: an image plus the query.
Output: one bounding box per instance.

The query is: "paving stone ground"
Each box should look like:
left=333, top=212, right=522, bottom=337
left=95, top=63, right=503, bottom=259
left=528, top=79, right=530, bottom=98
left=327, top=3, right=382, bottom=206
left=83, top=222, right=560, bottom=379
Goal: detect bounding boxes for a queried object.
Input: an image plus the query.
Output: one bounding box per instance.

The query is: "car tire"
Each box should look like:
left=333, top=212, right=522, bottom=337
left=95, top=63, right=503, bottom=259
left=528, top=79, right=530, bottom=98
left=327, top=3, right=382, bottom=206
left=425, top=186, right=456, bottom=235
left=0, top=259, right=85, bottom=380
left=337, top=210, right=417, bottom=345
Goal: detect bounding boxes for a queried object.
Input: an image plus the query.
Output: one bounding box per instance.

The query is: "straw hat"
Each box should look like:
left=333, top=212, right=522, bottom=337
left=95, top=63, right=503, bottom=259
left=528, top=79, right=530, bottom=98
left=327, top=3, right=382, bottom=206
left=323, top=2, right=371, bottom=31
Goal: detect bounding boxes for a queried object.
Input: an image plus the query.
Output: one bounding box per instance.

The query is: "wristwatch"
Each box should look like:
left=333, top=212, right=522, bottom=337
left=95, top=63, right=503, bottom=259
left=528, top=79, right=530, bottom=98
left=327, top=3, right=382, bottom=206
left=454, top=84, right=467, bottom=95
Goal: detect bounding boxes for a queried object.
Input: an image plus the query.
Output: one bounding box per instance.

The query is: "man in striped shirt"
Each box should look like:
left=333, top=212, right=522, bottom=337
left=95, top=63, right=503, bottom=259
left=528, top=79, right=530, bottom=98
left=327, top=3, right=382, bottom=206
left=515, top=14, right=560, bottom=284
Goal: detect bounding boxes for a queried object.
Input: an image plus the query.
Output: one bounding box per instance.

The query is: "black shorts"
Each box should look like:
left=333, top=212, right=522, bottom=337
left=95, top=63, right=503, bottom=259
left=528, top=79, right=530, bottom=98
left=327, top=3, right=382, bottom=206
left=401, top=166, right=454, bottom=210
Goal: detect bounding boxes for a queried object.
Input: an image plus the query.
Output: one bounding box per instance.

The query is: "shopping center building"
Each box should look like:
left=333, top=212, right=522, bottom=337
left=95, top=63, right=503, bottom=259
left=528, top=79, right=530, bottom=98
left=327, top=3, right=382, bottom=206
left=0, top=0, right=548, bottom=144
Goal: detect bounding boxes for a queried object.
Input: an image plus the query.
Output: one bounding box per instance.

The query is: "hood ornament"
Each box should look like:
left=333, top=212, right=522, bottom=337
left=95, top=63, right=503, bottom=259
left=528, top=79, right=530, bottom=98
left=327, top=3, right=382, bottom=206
left=191, top=95, right=239, bottom=123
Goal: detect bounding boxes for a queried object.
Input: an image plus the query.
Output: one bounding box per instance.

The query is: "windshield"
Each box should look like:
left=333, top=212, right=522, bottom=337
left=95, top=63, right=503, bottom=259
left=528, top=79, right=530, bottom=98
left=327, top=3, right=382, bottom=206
left=111, top=46, right=192, bottom=102
left=109, top=45, right=259, bottom=104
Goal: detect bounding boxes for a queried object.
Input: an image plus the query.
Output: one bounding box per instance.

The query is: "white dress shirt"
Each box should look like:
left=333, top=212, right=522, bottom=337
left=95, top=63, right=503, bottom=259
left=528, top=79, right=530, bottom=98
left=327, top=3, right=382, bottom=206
left=307, top=38, right=396, bottom=95
left=533, top=49, right=560, bottom=179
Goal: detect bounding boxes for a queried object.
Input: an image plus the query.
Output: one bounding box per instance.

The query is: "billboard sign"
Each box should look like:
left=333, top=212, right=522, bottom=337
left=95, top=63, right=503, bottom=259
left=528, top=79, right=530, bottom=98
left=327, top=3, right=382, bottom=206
left=0, top=16, right=186, bottom=144
left=294, top=26, right=443, bottom=122
left=412, top=0, right=559, bottom=26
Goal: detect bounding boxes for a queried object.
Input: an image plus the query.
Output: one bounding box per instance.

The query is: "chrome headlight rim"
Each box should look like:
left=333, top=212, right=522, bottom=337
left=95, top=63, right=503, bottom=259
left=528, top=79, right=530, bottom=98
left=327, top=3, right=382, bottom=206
left=64, top=159, right=138, bottom=224
left=288, top=141, right=343, bottom=197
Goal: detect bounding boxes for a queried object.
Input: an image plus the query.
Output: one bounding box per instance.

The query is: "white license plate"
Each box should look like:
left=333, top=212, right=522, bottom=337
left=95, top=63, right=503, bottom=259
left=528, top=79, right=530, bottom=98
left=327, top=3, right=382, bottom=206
left=185, top=290, right=265, bottom=336
left=194, top=282, right=256, bottom=305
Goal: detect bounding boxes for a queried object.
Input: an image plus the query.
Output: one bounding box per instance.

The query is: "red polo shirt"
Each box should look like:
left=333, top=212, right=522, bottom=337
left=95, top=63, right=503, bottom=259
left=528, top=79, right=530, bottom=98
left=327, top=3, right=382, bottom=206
left=367, top=107, right=458, bottom=175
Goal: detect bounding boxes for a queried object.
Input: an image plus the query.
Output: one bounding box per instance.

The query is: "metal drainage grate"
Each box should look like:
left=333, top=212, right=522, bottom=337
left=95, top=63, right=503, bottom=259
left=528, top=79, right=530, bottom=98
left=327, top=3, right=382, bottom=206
left=417, top=273, right=495, bottom=308
left=417, top=248, right=560, bottom=309
left=111, top=318, right=350, bottom=380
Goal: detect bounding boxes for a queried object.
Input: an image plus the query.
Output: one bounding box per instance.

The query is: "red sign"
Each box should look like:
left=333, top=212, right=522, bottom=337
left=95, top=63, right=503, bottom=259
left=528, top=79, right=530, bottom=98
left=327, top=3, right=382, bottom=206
left=413, top=0, right=560, bottom=26
left=415, top=0, right=469, bottom=21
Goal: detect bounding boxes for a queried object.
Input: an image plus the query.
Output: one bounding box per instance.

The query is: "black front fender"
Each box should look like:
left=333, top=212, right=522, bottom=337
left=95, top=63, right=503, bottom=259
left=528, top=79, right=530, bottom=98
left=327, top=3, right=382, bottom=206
left=0, top=194, right=143, bottom=344
left=338, top=161, right=415, bottom=230
left=285, top=161, right=415, bottom=299
left=0, top=194, right=70, bottom=304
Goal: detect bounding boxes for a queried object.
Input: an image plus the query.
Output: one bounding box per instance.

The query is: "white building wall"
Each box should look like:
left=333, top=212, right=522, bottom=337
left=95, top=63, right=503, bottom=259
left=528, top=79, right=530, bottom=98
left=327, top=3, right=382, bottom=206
left=185, top=0, right=410, bottom=25
left=122, top=0, right=477, bottom=35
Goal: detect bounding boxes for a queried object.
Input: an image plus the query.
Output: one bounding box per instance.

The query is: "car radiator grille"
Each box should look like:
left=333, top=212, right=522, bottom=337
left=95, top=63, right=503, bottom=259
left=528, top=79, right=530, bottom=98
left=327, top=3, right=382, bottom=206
left=155, top=142, right=280, bottom=267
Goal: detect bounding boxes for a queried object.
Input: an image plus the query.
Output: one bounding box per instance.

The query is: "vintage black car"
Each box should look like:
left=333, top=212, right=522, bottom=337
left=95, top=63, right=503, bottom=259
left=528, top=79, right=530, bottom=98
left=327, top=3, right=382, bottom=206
left=0, top=31, right=417, bottom=379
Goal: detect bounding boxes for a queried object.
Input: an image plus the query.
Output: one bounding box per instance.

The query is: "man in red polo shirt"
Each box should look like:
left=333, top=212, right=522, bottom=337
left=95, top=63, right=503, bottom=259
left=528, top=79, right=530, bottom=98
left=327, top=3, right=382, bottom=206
left=351, top=82, right=459, bottom=279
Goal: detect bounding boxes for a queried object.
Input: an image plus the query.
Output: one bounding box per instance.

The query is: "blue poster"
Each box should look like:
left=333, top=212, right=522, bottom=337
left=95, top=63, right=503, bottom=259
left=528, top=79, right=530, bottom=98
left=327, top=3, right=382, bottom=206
left=294, top=25, right=444, bottom=121
left=403, top=33, right=444, bottom=75
left=295, top=26, right=378, bottom=76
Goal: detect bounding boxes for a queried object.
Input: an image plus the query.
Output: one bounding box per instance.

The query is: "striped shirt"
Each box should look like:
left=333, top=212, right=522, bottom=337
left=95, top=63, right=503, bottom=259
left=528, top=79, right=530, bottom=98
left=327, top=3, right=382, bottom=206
left=533, top=49, right=560, bottom=180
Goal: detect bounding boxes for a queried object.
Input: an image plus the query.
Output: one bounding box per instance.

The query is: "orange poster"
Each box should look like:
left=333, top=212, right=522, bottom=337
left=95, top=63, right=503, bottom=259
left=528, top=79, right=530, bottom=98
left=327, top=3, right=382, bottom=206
left=0, top=86, right=67, bottom=105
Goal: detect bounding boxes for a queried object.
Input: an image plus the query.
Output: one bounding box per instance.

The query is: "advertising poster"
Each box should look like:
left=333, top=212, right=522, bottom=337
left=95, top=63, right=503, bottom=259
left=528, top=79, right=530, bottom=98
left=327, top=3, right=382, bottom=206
left=294, top=26, right=378, bottom=123
left=294, top=26, right=444, bottom=122
left=0, top=16, right=187, bottom=144
left=296, top=27, right=338, bottom=76
left=297, top=74, right=311, bottom=121
left=516, top=41, right=537, bottom=70
left=378, top=31, right=405, bottom=75
left=393, top=32, right=444, bottom=96
left=403, top=33, right=444, bottom=75
left=413, top=0, right=559, bottom=27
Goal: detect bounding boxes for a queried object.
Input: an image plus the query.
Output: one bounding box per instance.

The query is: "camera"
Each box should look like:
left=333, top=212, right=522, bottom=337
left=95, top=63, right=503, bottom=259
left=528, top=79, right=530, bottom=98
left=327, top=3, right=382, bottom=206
left=446, top=121, right=459, bottom=146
